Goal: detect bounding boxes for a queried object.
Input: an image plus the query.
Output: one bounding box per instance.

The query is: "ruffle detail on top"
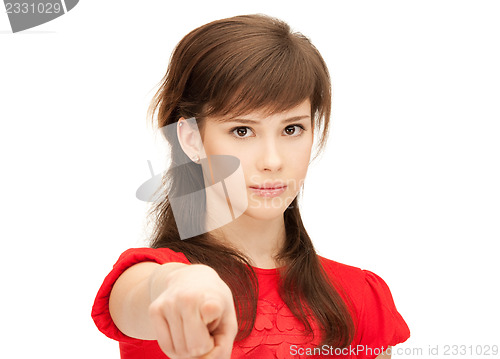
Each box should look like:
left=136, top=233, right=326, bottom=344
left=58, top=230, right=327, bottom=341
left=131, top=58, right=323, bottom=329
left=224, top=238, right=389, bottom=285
left=233, top=298, right=324, bottom=359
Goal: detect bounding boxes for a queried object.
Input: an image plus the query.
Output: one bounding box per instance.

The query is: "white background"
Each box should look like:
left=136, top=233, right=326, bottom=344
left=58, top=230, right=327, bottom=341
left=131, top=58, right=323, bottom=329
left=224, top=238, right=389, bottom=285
left=1, top=1, right=499, bottom=358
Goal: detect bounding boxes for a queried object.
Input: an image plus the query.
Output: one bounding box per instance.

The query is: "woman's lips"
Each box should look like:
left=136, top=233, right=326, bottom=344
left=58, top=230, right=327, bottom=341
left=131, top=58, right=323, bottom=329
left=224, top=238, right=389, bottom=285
left=249, top=186, right=287, bottom=198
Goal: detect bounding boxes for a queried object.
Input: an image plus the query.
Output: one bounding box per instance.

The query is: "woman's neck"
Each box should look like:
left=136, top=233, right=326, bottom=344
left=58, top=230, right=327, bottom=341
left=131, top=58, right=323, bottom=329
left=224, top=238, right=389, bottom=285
left=209, top=213, right=286, bottom=269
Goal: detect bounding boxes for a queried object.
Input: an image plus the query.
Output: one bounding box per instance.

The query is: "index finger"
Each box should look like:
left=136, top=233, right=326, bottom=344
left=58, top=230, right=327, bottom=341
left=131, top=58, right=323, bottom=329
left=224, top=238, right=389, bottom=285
left=202, top=303, right=238, bottom=359
left=181, top=302, right=215, bottom=357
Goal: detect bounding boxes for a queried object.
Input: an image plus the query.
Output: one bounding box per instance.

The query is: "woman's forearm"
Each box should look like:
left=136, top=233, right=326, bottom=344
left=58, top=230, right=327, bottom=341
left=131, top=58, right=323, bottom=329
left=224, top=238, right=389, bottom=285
left=109, top=261, right=189, bottom=340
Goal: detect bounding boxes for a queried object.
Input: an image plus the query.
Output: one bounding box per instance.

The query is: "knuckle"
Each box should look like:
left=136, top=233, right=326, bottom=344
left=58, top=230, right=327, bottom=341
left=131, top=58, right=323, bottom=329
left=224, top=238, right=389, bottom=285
left=177, top=348, right=191, bottom=358
left=189, top=346, right=206, bottom=357
left=163, top=297, right=176, bottom=308
left=177, top=291, right=198, bottom=304
left=148, top=302, right=161, bottom=317
left=230, top=316, right=239, bottom=334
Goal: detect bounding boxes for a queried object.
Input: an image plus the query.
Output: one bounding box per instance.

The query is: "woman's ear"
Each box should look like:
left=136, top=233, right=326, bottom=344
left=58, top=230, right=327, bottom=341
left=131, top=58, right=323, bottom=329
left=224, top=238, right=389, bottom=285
left=176, top=117, right=205, bottom=163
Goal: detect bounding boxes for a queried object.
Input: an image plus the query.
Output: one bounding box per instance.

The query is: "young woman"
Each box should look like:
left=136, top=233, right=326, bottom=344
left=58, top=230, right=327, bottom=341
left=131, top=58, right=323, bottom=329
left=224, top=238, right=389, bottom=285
left=92, top=14, right=410, bottom=359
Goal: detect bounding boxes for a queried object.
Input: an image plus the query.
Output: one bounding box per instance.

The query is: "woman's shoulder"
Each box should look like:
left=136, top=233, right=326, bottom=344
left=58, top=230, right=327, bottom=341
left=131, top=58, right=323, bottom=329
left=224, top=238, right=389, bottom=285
left=317, top=255, right=396, bottom=311
left=318, top=255, right=367, bottom=289
left=318, top=254, right=411, bottom=346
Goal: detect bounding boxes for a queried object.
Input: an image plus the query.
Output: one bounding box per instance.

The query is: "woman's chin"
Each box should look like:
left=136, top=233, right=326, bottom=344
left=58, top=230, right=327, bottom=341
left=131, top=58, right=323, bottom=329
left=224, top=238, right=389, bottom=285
left=243, top=202, right=288, bottom=220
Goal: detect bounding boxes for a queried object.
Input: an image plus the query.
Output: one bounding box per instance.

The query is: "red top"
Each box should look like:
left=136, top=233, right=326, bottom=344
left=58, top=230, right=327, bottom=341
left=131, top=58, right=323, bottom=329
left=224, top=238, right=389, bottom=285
left=91, top=247, right=410, bottom=359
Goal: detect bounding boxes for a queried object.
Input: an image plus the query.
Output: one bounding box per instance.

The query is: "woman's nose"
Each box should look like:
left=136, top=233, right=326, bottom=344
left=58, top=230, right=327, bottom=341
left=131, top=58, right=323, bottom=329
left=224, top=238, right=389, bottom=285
left=257, top=138, right=283, bottom=172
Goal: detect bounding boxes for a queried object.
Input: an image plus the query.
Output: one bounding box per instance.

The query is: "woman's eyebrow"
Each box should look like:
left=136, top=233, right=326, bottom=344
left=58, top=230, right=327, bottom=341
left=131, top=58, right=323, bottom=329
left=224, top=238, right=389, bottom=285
left=218, top=115, right=311, bottom=124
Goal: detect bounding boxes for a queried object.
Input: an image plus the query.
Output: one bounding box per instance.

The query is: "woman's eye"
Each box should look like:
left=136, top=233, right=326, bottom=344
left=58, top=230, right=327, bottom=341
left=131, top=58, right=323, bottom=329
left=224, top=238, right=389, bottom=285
left=229, top=124, right=305, bottom=139
left=284, top=125, right=305, bottom=136
left=231, top=127, right=254, bottom=138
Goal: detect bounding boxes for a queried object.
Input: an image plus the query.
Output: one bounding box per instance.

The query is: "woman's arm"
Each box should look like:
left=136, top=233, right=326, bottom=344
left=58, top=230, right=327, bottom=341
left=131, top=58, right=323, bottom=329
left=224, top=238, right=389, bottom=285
left=109, top=261, right=188, bottom=339
left=108, top=261, right=238, bottom=358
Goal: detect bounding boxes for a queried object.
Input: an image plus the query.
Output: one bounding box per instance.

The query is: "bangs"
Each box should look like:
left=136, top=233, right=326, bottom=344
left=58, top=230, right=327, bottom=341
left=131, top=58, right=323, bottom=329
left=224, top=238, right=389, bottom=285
left=207, top=56, right=315, bottom=119
left=189, top=30, right=324, bottom=121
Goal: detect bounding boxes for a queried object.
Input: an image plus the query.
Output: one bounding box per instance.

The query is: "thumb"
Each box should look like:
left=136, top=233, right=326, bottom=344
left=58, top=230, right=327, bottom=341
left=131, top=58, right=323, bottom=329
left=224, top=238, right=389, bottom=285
left=200, top=298, right=223, bottom=329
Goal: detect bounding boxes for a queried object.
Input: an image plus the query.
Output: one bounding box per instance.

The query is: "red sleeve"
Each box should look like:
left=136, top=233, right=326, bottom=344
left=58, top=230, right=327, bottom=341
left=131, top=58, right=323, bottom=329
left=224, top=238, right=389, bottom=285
left=354, top=270, right=410, bottom=358
left=91, top=247, right=191, bottom=344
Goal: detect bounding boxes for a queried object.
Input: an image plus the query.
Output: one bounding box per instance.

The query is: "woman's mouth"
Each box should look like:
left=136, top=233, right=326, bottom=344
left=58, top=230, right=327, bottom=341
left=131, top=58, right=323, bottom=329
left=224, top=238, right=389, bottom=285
left=249, top=185, right=287, bottom=198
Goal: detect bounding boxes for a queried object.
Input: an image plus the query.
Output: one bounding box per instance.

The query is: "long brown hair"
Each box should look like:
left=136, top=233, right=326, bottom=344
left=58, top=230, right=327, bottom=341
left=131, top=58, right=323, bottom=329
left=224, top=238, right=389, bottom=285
left=145, top=14, right=355, bottom=348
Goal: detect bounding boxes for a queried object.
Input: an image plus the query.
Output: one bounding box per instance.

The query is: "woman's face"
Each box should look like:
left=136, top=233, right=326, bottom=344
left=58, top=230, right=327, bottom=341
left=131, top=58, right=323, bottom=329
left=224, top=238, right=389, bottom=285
left=199, top=99, right=314, bottom=220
